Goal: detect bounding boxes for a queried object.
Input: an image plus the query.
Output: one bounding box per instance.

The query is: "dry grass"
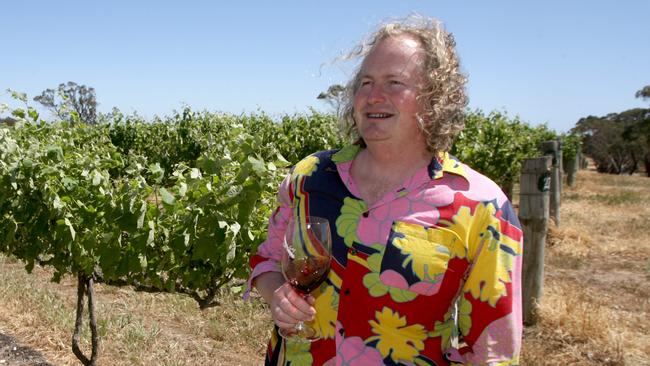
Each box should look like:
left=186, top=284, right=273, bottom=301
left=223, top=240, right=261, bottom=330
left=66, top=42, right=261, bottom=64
left=521, top=170, right=650, bottom=365
left=0, top=257, right=270, bottom=365
left=1, top=168, right=649, bottom=365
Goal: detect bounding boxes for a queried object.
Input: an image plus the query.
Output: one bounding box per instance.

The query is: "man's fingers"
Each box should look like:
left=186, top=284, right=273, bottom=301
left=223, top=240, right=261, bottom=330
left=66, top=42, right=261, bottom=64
left=285, top=288, right=316, bottom=318
left=271, top=283, right=316, bottom=329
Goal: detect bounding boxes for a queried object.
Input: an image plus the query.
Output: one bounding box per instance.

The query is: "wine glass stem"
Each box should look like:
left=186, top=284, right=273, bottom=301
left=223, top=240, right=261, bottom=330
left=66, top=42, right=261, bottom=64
left=296, top=321, right=306, bottom=333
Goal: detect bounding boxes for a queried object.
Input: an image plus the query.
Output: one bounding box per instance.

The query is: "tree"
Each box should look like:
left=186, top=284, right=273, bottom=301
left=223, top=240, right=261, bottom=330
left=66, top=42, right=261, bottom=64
left=572, top=108, right=649, bottom=175
left=34, top=81, right=97, bottom=125
left=624, top=93, right=650, bottom=176
left=317, top=84, right=346, bottom=116
left=571, top=86, right=650, bottom=177
left=635, top=85, right=650, bottom=101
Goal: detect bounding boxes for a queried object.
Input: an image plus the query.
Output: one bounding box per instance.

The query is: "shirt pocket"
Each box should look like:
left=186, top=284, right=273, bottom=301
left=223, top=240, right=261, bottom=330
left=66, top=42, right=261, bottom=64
left=379, top=221, right=464, bottom=296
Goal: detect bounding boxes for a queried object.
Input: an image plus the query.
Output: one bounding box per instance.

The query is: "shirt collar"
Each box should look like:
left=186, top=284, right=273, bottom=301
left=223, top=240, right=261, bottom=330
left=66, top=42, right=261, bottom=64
left=332, top=145, right=469, bottom=182
left=430, top=152, right=469, bottom=181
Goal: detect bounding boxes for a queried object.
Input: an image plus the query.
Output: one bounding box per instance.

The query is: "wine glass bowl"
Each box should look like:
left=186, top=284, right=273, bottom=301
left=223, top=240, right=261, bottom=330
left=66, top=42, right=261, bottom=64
left=279, top=216, right=332, bottom=342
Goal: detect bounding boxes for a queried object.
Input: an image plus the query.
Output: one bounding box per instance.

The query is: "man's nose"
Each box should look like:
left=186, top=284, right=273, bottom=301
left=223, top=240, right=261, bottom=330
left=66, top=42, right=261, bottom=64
left=367, top=84, right=386, bottom=104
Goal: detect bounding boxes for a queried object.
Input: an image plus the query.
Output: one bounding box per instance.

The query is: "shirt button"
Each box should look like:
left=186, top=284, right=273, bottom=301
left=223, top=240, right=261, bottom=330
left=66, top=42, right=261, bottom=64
left=344, top=288, right=351, bottom=295
left=362, top=211, right=369, bottom=218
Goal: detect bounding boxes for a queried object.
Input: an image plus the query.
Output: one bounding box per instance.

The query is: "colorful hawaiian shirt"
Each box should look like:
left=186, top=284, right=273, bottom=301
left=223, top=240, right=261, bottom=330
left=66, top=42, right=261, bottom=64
left=245, top=145, right=523, bottom=366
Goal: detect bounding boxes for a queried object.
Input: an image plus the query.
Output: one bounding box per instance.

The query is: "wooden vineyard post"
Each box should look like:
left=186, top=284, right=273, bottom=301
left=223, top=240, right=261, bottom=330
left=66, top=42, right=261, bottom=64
left=557, top=138, right=563, bottom=195
left=579, top=151, right=589, bottom=170
left=565, top=151, right=579, bottom=187
left=541, top=140, right=561, bottom=227
left=520, top=156, right=552, bottom=326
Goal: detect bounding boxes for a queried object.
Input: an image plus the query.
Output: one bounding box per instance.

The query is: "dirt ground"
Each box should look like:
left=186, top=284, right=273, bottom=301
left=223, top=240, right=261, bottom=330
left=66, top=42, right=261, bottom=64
left=0, top=332, right=53, bottom=366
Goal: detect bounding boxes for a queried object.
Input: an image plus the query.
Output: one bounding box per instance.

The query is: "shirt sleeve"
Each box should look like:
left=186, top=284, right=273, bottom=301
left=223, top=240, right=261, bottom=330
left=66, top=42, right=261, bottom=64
left=243, top=173, right=293, bottom=300
left=450, top=199, right=523, bottom=365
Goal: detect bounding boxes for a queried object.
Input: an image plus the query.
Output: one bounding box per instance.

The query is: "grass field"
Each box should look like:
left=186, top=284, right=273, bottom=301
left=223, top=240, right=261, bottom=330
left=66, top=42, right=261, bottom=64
left=1, top=168, right=649, bottom=365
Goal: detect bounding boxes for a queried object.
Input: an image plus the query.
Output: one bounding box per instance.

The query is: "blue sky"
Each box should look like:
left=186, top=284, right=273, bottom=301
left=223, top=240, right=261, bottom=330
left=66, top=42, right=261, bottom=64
left=1, top=1, right=648, bottom=132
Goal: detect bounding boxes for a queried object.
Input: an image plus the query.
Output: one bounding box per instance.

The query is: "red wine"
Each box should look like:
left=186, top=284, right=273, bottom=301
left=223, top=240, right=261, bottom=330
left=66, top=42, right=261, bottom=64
left=284, top=255, right=330, bottom=293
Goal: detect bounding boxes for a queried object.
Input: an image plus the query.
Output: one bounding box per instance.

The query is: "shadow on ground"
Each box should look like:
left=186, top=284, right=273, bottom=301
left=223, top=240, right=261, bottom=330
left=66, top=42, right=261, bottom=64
left=0, top=332, right=53, bottom=366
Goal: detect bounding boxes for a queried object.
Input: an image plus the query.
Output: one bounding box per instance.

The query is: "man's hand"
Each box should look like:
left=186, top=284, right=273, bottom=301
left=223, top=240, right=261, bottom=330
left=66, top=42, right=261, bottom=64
left=270, top=282, right=316, bottom=330
left=253, top=271, right=316, bottom=330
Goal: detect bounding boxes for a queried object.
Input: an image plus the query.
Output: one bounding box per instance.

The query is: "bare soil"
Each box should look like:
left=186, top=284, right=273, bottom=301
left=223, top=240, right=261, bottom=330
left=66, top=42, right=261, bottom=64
left=0, top=333, right=53, bottom=366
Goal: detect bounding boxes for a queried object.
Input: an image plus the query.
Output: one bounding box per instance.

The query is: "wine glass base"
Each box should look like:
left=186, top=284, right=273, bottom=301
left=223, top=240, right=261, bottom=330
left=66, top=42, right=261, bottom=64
left=278, top=326, right=320, bottom=343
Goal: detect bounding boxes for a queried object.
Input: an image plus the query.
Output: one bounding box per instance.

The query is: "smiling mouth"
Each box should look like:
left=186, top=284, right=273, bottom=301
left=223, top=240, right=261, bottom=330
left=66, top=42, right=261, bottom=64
left=366, top=113, right=394, bottom=118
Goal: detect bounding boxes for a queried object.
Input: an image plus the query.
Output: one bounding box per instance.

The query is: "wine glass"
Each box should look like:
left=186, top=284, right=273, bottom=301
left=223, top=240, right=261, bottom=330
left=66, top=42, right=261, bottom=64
left=279, top=215, right=332, bottom=342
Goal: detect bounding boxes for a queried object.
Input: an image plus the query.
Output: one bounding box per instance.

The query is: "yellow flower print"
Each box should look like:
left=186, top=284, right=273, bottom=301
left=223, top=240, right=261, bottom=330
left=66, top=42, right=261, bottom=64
left=438, top=205, right=485, bottom=259
left=311, top=283, right=338, bottom=340
left=335, top=197, right=366, bottom=247
left=391, top=222, right=465, bottom=282
left=464, top=225, right=520, bottom=307
left=368, top=307, right=427, bottom=362
left=292, top=155, right=319, bottom=177
left=440, top=203, right=522, bottom=307
left=439, top=152, right=468, bottom=179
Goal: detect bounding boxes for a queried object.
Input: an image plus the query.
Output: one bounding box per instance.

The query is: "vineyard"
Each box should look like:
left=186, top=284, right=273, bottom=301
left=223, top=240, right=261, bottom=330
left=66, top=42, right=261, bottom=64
left=0, top=93, right=587, bottom=365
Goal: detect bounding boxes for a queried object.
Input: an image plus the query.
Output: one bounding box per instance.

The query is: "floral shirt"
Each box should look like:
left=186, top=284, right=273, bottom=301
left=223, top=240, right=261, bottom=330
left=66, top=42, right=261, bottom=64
left=245, top=146, right=523, bottom=366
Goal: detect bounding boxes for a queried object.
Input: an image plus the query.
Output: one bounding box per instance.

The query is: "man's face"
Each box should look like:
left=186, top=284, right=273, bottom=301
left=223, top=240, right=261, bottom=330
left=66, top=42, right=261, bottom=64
left=353, top=34, right=426, bottom=150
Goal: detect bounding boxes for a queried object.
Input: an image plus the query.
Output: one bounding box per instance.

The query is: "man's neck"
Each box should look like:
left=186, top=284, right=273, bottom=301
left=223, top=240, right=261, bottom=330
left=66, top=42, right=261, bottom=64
left=350, top=142, right=434, bottom=206
left=360, top=142, right=433, bottom=173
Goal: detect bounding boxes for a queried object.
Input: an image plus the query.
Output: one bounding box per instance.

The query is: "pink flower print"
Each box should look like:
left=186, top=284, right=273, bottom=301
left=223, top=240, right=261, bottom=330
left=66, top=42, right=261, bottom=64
left=336, top=335, right=384, bottom=366
left=369, top=204, right=389, bottom=221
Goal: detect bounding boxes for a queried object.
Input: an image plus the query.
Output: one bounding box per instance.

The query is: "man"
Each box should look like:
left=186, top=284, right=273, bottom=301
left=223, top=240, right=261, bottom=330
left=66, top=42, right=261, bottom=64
left=245, top=16, right=523, bottom=366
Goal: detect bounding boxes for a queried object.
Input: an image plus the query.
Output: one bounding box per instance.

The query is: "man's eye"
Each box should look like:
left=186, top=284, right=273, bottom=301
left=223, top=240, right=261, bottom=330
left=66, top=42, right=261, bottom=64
left=389, top=80, right=403, bottom=85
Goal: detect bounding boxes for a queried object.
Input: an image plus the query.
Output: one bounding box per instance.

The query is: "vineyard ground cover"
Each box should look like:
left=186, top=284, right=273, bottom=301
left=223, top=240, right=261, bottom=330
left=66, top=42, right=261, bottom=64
left=0, top=255, right=269, bottom=365
left=521, top=169, right=650, bottom=365
left=0, top=168, right=648, bottom=365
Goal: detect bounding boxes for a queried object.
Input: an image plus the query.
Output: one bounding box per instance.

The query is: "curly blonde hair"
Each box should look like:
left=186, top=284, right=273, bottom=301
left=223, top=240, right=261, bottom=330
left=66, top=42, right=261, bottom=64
left=340, top=15, right=468, bottom=153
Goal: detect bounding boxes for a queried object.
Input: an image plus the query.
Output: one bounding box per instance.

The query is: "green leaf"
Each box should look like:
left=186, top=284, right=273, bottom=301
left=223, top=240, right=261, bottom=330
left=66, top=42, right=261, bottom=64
left=8, top=89, right=27, bottom=102
left=159, top=187, right=175, bottom=205
left=147, top=220, right=155, bottom=246
left=52, top=195, right=65, bottom=209
left=46, top=145, right=64, bottom=162
left=191, top=227, right=226, bottom=262
left=139, top=253, right=148, bottom=270
left=11, top=108, right=25, bottom=119
left=197, top=157, right=220, bottom=175
left=229, top=222, right=241, bottom=237
left=98, top=243, right=120, bottom=274
left=190, top=168, right=201, bottom=179
left=226, top=239, right=237, bottom=263
left=179, top=182, right=187, bottom=197
left=61, top=177, right=78, bottom=190
left=149, top=163, right=164, bottom=183
left=27, top=107, right=39, bottom=121
left=248, top=156, right=266, bottom=175
left=137, top=200, right=147, bottom=229
left=92, top=170, right=102, bottom=186
left=64, top=217, right=76, bottom=241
